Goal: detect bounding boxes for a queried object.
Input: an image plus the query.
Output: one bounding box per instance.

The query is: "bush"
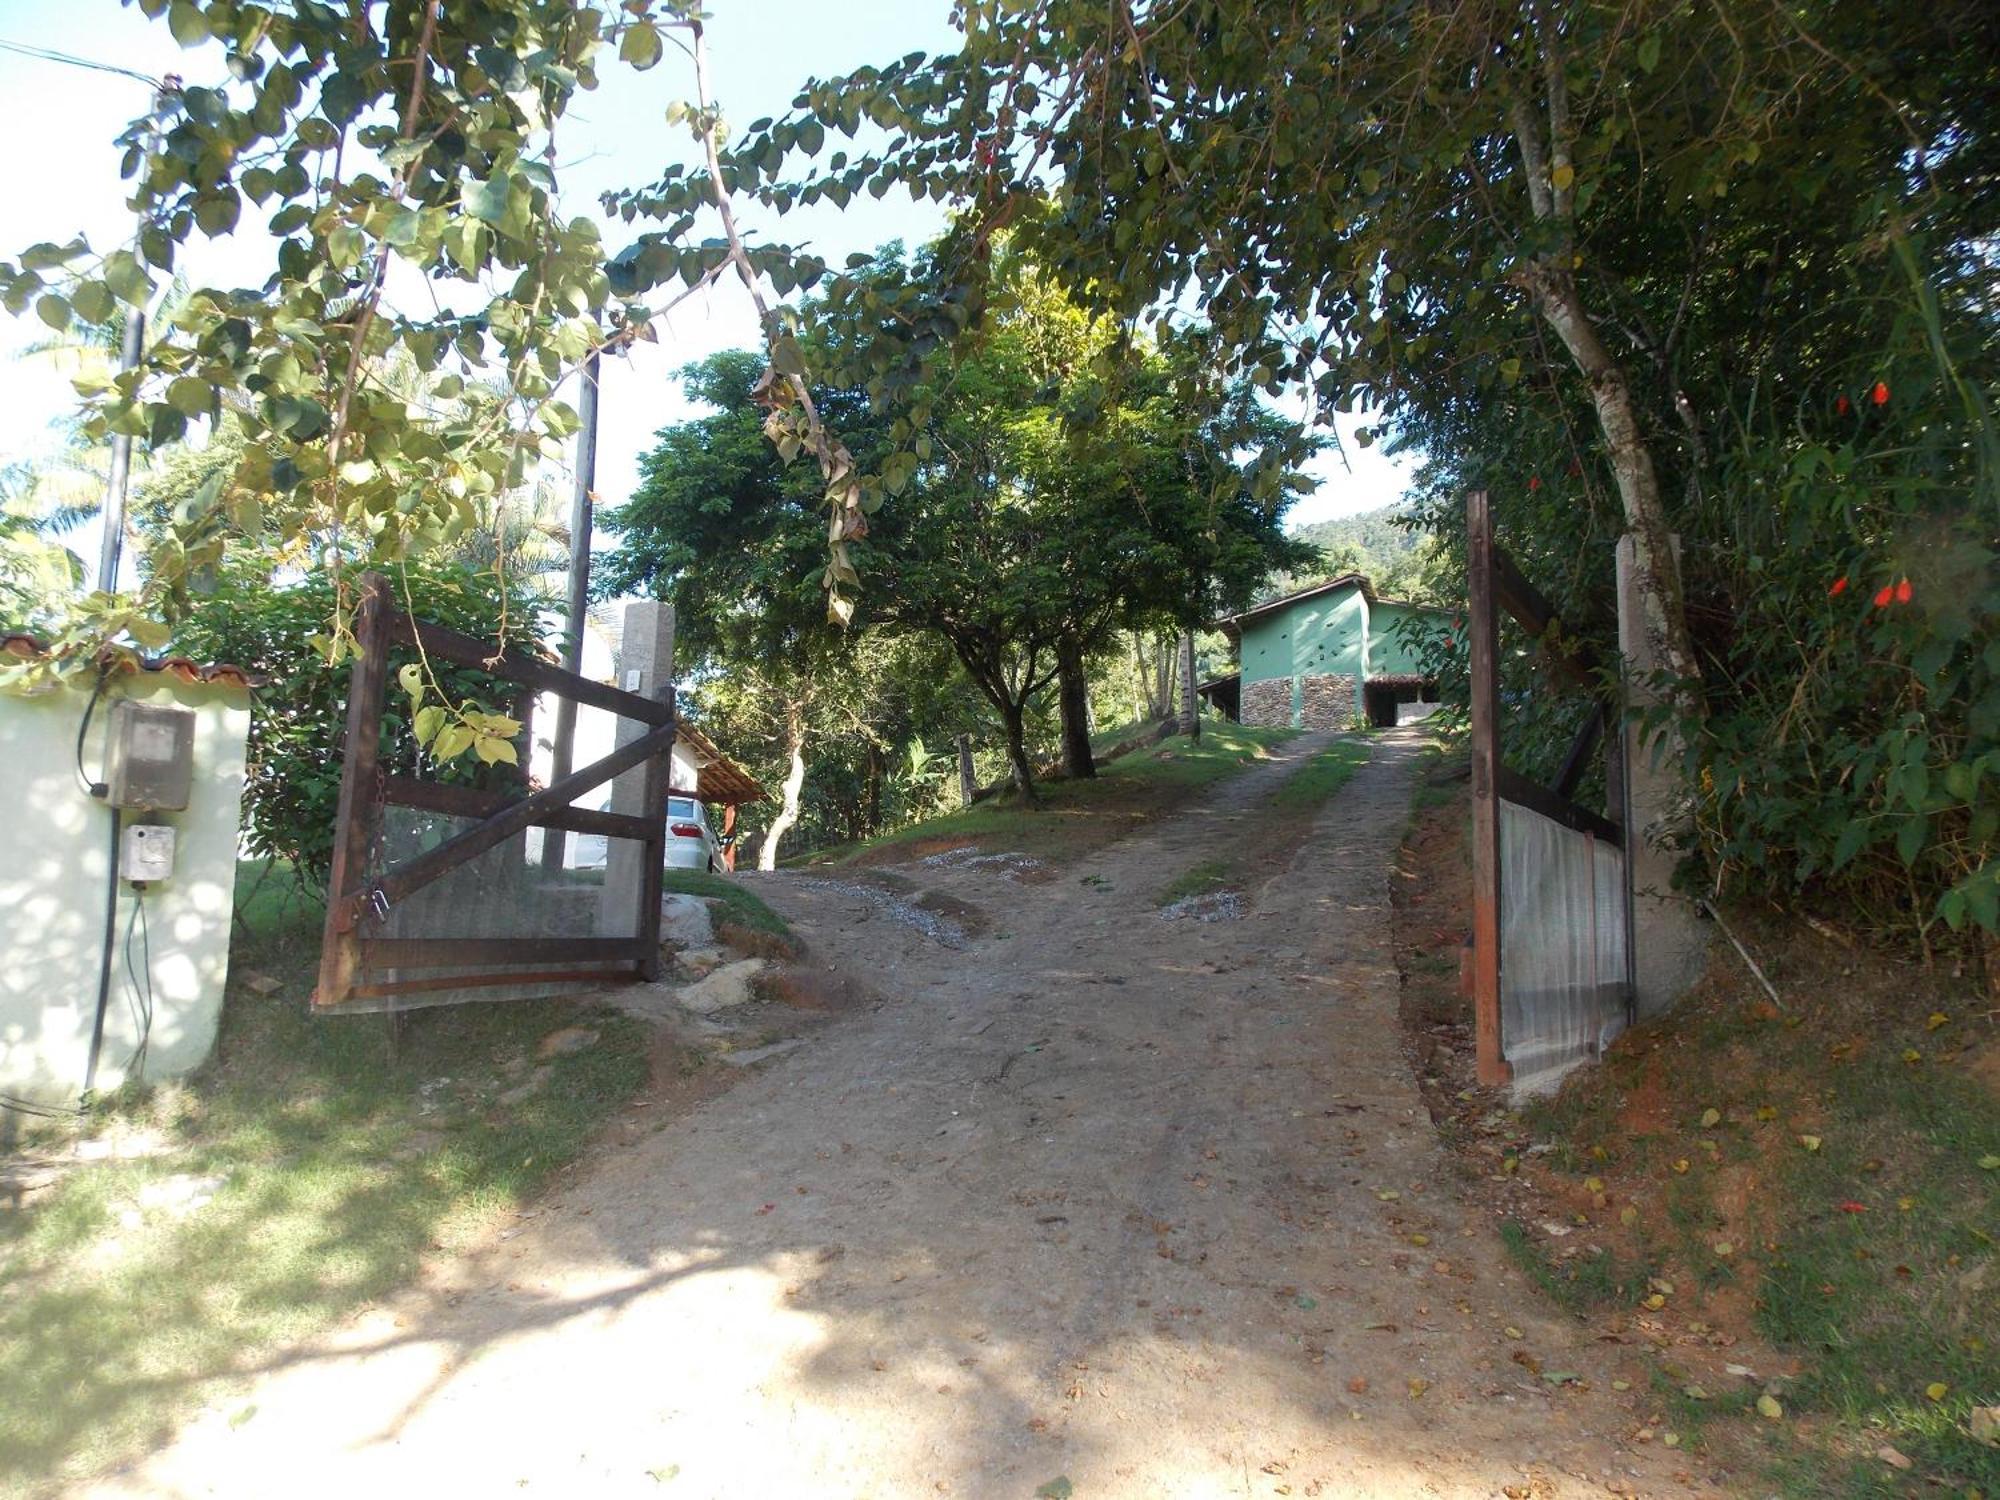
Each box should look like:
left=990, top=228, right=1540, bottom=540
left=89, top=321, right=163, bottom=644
left=171, top=563, right=544, bottom=884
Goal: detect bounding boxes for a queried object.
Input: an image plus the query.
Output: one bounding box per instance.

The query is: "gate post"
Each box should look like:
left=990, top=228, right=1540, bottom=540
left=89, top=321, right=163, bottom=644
left=601, top=601, right=675, bottom=976
left=1466, top=491, right=1510, bottom=1087
left=1614, top=535, right=1709, bottom=1016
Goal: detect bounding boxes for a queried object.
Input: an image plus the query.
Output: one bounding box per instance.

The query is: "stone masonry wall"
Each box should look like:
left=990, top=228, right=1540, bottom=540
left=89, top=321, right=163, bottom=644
left=1300, top=672, right=1361, bottom=731
left=1241, top=677, right=1292, bottom=728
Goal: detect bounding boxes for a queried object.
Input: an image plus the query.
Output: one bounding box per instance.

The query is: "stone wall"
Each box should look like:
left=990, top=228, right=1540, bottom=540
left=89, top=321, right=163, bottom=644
left=1241, top=677, right=1291, bottom=728
left=1300, top=672, right=1360, bottom=731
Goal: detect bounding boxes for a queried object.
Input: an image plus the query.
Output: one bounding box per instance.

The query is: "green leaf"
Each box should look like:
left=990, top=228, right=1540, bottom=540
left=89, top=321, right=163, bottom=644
left=412, top=705, right=446, bottom=747
left=194, top=191, right=241, bottom=238
left=168, top=0, right=207, bottom=47
left=166, top=377, right=212, bottom=417
left=464, top=174, right=512, bottom=225
left=431, top=723, right=474, bottom=761
left=103, top=251, right=152, bottom=308
left=1637, top=32, right=1662, bottom=73
left=34, top=294, right=69, bottom=331
left=70, top=281, right=114, bottom=324
left=620, top=20, right=663, bottom=70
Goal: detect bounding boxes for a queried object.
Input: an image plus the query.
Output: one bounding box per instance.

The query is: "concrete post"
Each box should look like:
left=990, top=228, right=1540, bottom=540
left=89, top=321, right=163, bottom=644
left=601, top=600, right=674, bottom=936
left=1615, top=534, right=1708, bottom=1017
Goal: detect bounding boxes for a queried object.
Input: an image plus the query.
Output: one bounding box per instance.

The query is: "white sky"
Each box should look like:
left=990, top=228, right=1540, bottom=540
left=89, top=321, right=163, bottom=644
left=0, top=0, right=1414, bottom=578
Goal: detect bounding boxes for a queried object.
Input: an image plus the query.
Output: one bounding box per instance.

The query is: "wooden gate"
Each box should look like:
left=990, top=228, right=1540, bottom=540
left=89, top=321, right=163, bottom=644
left=1466, top=490, right=1634, bottom=1089
left=314, top=573, right=674, bottom=1012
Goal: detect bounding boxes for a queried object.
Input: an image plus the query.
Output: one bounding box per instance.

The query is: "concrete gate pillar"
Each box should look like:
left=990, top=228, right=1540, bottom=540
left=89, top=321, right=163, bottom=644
left=601, top=600, right=675, bottom=936
left=1614, top=535, right=1709, bottom=1017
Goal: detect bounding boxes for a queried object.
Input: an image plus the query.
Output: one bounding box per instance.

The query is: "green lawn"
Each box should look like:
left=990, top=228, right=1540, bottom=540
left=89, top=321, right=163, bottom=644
left=805, top=719, right=1301, bottom=868
left=1272, top=738, right=1372, bottom=809
left=0, top=862, right=652, bottom=1499
left=662, top=866, right=791, bottom=938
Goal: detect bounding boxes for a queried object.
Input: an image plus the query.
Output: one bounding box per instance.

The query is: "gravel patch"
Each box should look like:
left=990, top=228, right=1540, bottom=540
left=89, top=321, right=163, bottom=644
left=1157, top=889, right=1245, bottom=923
left=920, top=846, right=1049, bottom=879
left=790, top=878, right=968, bottom=949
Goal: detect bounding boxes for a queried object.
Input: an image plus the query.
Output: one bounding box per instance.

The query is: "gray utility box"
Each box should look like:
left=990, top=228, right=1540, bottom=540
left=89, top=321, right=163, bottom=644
left=105, top=700, right=196, bottom=811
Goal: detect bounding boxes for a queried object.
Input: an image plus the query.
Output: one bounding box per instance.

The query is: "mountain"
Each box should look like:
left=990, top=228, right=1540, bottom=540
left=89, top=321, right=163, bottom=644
left=1261, top=506, right=1434, bottom=602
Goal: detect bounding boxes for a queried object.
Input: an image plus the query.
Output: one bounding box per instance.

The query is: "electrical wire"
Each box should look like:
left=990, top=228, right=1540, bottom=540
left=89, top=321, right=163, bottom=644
left=0, top=37, right=163, bottom=86
left=74, top=664, right=111, bottom=797
left=122, top=889, right=155, bottom=1080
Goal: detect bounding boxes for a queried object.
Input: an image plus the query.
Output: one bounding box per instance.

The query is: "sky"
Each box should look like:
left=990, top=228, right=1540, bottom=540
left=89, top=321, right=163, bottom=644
left=0, top=0, right=1416, bottom=585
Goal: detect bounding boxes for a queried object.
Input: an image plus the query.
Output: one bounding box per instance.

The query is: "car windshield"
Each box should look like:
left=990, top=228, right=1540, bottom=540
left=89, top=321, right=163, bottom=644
left=666, top=797, right=697, bottom=819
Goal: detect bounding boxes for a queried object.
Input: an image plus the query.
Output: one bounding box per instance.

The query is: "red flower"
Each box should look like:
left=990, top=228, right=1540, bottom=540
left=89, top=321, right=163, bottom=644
left=1836, top=395, right=1850, bottom=416
left=1873, top=584, right=1895, bottom=609
left=1895, top=577, right=1913, bottom=604
left=1872, top=381, right=1890, bottom=406
left=1828, top=576, right=1848, bottom=597
left=1528, top=475, right=1542, bottom=492
left=1839, top=1201, right=1869, bottom=1214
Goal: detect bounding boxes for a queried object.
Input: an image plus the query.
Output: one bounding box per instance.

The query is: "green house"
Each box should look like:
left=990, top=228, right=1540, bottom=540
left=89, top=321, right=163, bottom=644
left=1211, top=573, right=1445, bottom=729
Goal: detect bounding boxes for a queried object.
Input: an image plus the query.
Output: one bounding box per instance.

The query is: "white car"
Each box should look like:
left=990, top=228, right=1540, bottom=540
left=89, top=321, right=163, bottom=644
left=664, top=795, right=725, bottom=873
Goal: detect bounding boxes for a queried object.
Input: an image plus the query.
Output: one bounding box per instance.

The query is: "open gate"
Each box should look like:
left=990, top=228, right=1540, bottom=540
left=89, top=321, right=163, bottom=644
left=314, top=573, right=673, bottom=1013
left=1465, top=490, right=1635, bottom=1094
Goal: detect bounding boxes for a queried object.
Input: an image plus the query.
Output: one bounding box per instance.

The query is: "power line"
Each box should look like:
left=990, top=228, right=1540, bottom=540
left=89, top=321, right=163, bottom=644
left=0, top=37, right=163, bottom=87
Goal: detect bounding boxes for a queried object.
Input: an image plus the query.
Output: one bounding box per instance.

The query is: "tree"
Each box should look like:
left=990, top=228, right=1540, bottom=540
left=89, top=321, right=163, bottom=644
left=731, top=0, right=1997, bottom=946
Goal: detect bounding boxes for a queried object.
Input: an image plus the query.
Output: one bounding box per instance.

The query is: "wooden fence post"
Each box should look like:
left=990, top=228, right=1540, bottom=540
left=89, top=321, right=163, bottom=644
left=1466, top=490, right=1510, bottom=1088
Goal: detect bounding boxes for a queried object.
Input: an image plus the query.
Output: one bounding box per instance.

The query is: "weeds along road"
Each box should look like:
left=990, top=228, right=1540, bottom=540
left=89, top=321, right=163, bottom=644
left=99, top=727, right=1710, bottom=1500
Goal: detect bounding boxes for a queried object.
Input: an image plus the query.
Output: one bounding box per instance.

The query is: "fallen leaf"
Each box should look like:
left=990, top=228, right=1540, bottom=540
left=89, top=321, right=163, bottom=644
left=1926, top=1382, right=1949, bottom=1401
left=1967, top=1405, right=2000, bottom=1447
left=1662, top=1432, right=1681, bottom=1448
left=1755, top=1105, right=1779, bottom=1121
left=1376, top=1189, right=1402, bottom=1202
left=1407, top=1233, right=1430, bottom=1247
left=1683, top=1384, right=1709, bottom=1400
left=1840, top=1201, right=1868, bottom=1214
left=1407, top=1378, right=1429, bottom=1398
left=1542, top=1370, right=1581, bottom=1386
left=1644, top=1294, right=1666, bottom=1310
left=1756, top=1394, right=1784, bottom=1421
left=1902, top=1048, right=1922, bottom=1065
left=1712, top=1241, right=1734, bottom=1257
left=1700, top=1108, right=1721, bottom=1129
left=1035, top=1479, right=1073, bottom=1499
left=1584, top=1176, right=1605, bottom=1193
left=1672, top=1158, right=1691, bottom=1174
left=1876, top=1445, right=1912, bottom=1470
left=1927, top=1011, right=1950, bottom=1030
left=1619, top=1206, right=1639, bottom=1226
left=1612, top=1379, right=1631, bottom=1391
left=1504, top=1326, right=1524, bottom=1339
left=1799, top=1135, right=1822, bottom=1152
left=1979, top=1155, right=2000, bottom=1171
left=1346, top=1376, right=1368, bottom=1394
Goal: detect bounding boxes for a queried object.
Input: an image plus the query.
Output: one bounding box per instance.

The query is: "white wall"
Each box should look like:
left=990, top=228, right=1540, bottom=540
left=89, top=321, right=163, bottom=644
left=0, top=672, right=250, bottom=1105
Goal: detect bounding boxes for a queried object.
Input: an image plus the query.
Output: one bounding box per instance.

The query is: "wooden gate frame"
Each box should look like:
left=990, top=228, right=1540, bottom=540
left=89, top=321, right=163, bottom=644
left=1466, top=490, right=1630, bottom=1086
left=314, top=573, right=674, bottom=1011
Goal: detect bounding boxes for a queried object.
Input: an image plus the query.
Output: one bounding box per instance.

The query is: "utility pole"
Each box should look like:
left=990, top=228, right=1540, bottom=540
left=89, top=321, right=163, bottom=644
left=541, top=346, right=601, bottom=871
left=96, top=82, right=174, bottom=595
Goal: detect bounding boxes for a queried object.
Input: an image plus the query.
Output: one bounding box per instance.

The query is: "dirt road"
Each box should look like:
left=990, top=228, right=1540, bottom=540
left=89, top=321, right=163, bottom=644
left=99, top=729, right=1704, bottom=1499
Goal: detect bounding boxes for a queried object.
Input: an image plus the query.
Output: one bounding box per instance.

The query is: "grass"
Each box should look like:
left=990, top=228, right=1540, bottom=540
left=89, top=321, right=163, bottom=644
left=662, top=866, right=791, bottom=939
left=1512, top=943, right=2000, bottom=1494
left=805, top=719, right=1301, bottom=868
left=0, top=861, right=652, bottom=1499
left=1498, top=1219, right=1654, bottom=1319
left=1157, top=858, right=1238, bottom=907
left=1271, top=738, right=1371, bottom=809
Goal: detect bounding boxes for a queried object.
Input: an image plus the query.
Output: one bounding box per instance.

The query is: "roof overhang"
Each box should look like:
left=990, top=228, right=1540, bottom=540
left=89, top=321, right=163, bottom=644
left=672, top=720, right=766, bottom=805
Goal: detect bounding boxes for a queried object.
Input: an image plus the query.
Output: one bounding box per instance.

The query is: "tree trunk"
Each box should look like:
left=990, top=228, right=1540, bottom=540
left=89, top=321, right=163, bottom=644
left=1131, top=632, right=1152, bottom=720
left=1527, top=268, right=1704, bottom=715
left=1154, top=637, right=1172, bottom=720
left=757, top=702, right=807, bottom=872
left=862, top=740, right=883, bottom=835
left=1177, top=629, right=1200, bottom=741
left=956, top=733, right=976, bottom=808
left=998, top=699, right=1040, bottom=807
left=1056, top=638, right=1096, bottom=779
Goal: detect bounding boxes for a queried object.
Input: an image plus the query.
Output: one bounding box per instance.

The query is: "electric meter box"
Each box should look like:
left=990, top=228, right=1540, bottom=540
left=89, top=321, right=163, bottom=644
left=104, top=700, right=196, bottom=811
left=121, top=822, right=177, bottom=883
